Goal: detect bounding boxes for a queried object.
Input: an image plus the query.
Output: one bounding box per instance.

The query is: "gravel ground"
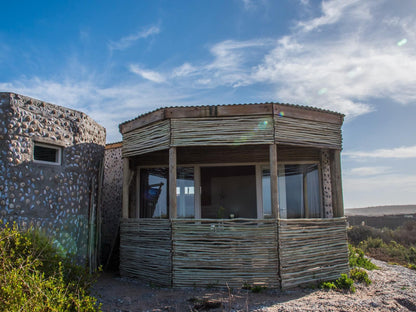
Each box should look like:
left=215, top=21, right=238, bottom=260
left=92, top=259, right=416, bottom=311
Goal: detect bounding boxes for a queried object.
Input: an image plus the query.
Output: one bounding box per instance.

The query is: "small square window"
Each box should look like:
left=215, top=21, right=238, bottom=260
left=33, top=143, right=62, bottom=165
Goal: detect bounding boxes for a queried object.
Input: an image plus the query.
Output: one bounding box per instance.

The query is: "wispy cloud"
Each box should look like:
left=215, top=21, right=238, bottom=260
left=239, top=0, right=256, bottom=10
left=129, top=64, right=166, bottom=83
left=348, top=166, right=391, bottom=176
left=130, top=0, right=415, bottom=118
left=108, top=25, right=160, bottom=51
left=297, top=0, right=368, bottom=32
left=345, top=145, right=416, bottom=159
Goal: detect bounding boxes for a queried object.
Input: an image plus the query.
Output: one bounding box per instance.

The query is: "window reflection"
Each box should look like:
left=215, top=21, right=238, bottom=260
left=140, top=168, right=168, bottom=218
left=177, top=167, right=195, bottom=218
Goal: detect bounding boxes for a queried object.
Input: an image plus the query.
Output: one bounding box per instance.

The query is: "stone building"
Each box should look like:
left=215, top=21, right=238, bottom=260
left=0, top=92, right=105, bottom=264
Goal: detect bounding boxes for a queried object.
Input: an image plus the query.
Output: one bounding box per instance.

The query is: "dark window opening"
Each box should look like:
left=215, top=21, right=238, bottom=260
left=33, top=143, right=61, bottom=164
left=201, top=165, right=256, bottom=219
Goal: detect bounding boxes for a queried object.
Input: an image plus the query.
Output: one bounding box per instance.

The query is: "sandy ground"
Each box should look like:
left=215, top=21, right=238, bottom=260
left=92, top=259, right=416, bottom=312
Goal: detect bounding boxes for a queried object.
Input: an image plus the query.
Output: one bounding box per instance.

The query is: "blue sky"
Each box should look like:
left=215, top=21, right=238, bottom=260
left=1, top=0, right=415, bottom=209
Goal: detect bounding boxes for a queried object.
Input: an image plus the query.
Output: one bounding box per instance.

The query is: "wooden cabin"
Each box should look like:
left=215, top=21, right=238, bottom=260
left=118, top=102, right=348, bottom=289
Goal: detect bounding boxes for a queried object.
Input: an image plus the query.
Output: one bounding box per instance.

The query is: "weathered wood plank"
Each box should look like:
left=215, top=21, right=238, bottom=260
left=119, top=219, right=172, bottom=286
left=279, top=218, right=349, bottom=289
left=172, top=219, right=279, bottom=288
left=122, top=119, right=170, bottom=157
left=273, top=104, right=344, bottom=125
left=275, top=115, right=342, bottom=149
left=171, top=116, right=274, bottom=146
left=169, top=147, right=177, bottom=219
left=330, top=150, right=344, bottom=217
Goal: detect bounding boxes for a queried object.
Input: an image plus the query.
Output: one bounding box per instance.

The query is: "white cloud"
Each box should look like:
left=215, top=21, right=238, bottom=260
left=108, top=25, right=160, bottom=51
left=129, top=64, right=166, bottom=83
left=297, top=0, right=368, bottom=32
left=345, top=145, right=416, bottom=159
left=147, top=1, right=416, bottom=117
left=348, top=166, right=391, bottom=176
left=172, top=63, right=197, bottom=77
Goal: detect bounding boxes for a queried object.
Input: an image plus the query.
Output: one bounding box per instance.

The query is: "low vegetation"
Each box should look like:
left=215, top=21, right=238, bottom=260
left=0, top=222, right=101, bottom=312
left=348, top=220, right=416, bottom=268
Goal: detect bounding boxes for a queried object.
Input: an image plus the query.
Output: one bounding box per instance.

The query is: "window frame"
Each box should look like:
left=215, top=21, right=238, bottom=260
left=136, top=160, right=323, bottom=220
left=33, top=142, right=62, bottom=166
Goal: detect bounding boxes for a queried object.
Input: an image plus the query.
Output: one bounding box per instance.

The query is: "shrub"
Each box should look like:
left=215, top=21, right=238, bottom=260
left=320, top=274, right=355, bottom=293
left=334, top=274, right=355, bottom=293
left=350, top=268, right=371, bottom=286
left=348, top=244, right=378, bottom=270
left=320, top=281, right=336, bottom=290
left=0, top=222, right=101, bottom=311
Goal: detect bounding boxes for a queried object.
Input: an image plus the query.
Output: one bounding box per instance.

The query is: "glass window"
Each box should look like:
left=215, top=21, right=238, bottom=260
left=140, top=168, right=168, bottom=218
left=33, top=143, right=62, bottom=165
left=262, top=163, right=322, bottom=219
left=279, top=164, right=321, bottom=218
left=201, top=166, right=256, bottom=219
left=177, top=167, right=195, bottom=218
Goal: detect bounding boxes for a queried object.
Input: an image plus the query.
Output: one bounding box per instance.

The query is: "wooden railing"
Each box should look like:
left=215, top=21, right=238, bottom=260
left=119, top=217, right=348, bottom=289
left=279, top=218, right=349, bottom=289
left=120, top=219, right=172, bottom=286
left=172, top=219, right=279, bottom=288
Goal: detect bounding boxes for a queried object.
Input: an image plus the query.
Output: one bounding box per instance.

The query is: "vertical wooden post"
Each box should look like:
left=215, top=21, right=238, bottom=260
left=194, top=165, right=201, bottom=219
left=269, top=144, right=279, bottom=219
left=255, top=164, right=263, bottom=219
left=169, top=147, right=177, bottom=219
left=330, top=149, right=344, bottom=217
left=122, top=158, right=130, bottom=219
left=135, top=168, right=140, bottom=218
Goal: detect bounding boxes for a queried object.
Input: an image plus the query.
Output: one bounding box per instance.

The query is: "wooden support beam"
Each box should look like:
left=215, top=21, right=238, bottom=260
left=169, top=147, right=177, bottom=219
left=269, top=144, right=279, bottom=219
left=255, top=164, right=263, bottom=219
left=194, top=165, right=201, bottom=219
left=330, top=150, right=344, bottom=217
left=122, top=158, right=130, bottom=219
left=135, top=168, right=140, bottom=218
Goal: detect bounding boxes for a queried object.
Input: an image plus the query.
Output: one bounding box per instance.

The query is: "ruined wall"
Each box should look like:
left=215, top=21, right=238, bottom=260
left=101, top=143, right=123, bottom=267
left=0, top=92, right=105, bottom=262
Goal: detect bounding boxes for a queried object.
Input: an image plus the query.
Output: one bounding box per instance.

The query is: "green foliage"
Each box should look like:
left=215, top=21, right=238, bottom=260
left=358, top=238, right=416, bottom=267
left=0, top=222, right=101, bottom=312
left=320, top=281, right=336, bottom=290
left=350, top=268, right=371, bottom=286
left=334, top=274, right=355, bottom=293
left=348, top=244, right=378, bottom=270
left=319, top=274, right=355, bottom=293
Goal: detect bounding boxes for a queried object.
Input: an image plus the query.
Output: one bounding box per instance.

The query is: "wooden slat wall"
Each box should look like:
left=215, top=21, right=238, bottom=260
left=122, top=120, right=170, bottom=157
left=171, top=116, right=274, bottom=146
left=172, top=219, right=280, bottom=288
left=275, top=116, right=342, bottom=149
left=279, top=218, right=349, bottom=289
left=119, top=219, right=172, bottom=286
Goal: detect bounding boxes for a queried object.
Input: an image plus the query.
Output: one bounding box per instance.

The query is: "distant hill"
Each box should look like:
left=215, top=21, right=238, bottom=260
left=345, top=205, right=416, bottom=216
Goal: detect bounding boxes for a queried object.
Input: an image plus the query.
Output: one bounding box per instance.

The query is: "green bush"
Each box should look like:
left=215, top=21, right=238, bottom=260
left=0, top=222, right=101, bottom=311
left=320, top=274, right=355, bottom=293
left=334, top=274, right=355, bottom=293
left=320, top=281, right=337, bottom=290
left=350, top=268, right=371, bottom=286
left=348, top=244, right=378, bottom=270
left=357, top=237, right=416, bottom=267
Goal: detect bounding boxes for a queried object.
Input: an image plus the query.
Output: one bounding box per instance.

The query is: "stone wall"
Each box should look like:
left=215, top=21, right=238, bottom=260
left=101, top=143, right=123, bottom=268
left=0, top=92, right=106, bottom=263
